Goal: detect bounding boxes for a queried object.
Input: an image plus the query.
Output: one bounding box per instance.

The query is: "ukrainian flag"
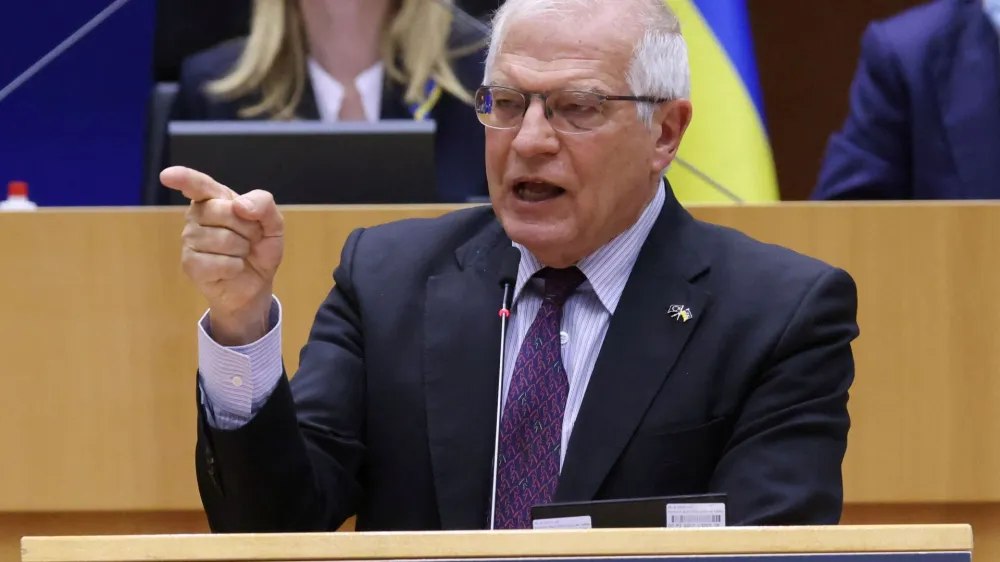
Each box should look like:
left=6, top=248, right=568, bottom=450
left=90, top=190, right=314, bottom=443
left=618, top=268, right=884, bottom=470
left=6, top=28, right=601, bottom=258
left=664, top=0, right=779, bottom=203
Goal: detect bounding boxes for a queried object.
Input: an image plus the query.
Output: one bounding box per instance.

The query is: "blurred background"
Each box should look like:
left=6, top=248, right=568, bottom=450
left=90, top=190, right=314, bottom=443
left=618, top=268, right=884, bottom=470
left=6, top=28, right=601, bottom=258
left=0, top=0, right=945, bottom=206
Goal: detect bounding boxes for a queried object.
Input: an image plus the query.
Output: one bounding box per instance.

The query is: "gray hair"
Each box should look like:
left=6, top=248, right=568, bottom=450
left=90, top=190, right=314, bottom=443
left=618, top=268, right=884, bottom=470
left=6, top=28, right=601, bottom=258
left=482, top=0, right=691, bottom=126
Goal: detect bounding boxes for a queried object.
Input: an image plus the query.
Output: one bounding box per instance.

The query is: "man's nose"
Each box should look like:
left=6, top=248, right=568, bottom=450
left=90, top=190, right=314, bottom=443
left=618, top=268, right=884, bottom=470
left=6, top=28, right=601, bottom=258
left=511, top=98, right=559, bottom=156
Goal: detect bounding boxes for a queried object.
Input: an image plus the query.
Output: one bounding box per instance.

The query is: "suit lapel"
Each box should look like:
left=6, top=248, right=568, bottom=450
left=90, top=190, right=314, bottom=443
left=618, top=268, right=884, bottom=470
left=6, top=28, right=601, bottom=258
left=934, top=1, right=1000, bottom=196
left=381, top=78, right=416, bottom=120
left=424, top=218, right=511, bottom=529
left=295, top=77, right=322, bottom=120
left=555, top=190, right=711, bottom=502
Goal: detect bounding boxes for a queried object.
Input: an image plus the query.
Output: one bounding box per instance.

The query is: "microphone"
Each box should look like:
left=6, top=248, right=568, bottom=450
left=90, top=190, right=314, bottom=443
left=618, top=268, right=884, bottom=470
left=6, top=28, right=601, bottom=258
left=430, top=0, right=746, bottom=205
left=0, top=0, right=134, bottom=106
left=489, top=245, right=521, bottom=529
left=433, top=0, right=492, bottom=46
left=672, top=157, right=743, bottom=203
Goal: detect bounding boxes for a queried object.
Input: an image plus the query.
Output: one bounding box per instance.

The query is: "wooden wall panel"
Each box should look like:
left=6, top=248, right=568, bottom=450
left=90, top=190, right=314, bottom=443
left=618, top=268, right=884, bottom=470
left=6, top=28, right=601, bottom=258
left=0, top=512, right=208, bottom=562
left=1, top=203, right=997, bottom=518
left=842, top=503, right=1000, bottom=560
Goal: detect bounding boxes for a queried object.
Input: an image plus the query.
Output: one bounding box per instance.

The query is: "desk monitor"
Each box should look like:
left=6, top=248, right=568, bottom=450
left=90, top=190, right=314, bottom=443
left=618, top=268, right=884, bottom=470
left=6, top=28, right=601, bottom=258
left=531, top=493, right=727, bottom=529
left=167, top=120, right=436, bottom=205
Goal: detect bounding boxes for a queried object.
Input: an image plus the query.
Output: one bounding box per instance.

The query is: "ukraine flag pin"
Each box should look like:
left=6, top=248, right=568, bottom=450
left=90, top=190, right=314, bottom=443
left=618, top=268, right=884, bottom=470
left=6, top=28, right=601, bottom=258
left=668, top=304, right=693, bottom=323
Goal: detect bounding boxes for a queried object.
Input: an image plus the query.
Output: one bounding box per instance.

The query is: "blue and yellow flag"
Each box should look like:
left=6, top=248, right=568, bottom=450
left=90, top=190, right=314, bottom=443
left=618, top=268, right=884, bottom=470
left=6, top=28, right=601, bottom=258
left=664, top=0, right=779, bottom=203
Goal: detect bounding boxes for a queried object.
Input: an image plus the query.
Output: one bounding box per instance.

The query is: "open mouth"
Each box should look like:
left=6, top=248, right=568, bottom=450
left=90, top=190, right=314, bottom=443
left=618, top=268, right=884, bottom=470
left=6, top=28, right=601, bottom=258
left=514, top=181, right=566, bottom=203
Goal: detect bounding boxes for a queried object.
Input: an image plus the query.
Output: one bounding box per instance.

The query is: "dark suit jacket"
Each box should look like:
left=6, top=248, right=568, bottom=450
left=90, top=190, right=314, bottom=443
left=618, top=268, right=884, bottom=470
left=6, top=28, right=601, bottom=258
left=812, top=0, right=1000, bottom=200
left=162, top=38, right=488, bottom=204
left=195, top=183, right=860, bottom=532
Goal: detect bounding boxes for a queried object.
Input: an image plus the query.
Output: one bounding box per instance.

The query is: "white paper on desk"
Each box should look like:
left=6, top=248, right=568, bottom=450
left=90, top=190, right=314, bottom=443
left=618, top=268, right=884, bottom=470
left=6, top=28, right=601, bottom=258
left=532, top=515, right=593, bottom=530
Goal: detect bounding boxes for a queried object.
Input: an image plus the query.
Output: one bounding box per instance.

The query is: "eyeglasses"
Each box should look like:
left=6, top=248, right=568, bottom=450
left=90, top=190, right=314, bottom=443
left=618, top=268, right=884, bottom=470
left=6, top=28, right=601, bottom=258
left=475, top=85, right=669, bottom=134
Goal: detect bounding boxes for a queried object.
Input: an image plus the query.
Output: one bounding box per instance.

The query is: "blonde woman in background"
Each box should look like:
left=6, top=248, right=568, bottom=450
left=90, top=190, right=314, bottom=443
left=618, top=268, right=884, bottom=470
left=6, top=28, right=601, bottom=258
left=167, top=0, right=489, bottom=203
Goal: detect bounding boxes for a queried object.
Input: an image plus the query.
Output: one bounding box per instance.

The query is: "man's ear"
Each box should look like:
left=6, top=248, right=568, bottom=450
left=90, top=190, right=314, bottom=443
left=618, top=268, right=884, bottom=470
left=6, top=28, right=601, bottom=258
left=651, top=100, right=693, bottom=172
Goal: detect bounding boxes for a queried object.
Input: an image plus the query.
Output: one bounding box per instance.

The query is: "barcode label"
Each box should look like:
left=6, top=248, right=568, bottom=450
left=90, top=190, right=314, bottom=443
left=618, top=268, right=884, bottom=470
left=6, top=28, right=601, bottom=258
left=666, top=502, right=726, bottom=528
left=532, top=515, right=592, bottom=530
left=667, top=513, right=723, bottom=525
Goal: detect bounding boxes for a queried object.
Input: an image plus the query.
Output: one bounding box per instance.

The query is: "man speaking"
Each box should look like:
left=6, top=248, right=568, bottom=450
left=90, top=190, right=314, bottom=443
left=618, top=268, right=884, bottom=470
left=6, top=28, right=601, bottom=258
left=162, top=0, right=859, bottom=533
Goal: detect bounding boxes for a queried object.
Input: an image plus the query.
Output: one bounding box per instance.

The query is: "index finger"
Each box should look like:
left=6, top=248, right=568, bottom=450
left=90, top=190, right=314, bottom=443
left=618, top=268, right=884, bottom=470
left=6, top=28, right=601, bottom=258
left=160, top=166, right=236, bottom=202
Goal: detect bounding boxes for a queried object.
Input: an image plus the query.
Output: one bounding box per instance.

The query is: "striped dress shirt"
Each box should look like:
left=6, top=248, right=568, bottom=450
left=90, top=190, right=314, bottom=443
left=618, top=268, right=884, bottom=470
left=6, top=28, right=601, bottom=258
left=197, top=182, right=666, bottom=446
left=502, top=182, right=664, bottom=467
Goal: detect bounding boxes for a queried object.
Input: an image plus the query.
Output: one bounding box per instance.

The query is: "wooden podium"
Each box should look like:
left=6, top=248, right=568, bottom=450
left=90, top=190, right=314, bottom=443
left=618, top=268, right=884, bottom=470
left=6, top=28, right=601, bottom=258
left=20, top=525, right=973, bottom=562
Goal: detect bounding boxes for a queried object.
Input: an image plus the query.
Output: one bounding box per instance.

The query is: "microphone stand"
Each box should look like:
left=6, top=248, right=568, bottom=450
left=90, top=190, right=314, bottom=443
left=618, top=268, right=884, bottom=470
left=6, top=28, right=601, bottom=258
left=489, top=281, right=513, bottom=530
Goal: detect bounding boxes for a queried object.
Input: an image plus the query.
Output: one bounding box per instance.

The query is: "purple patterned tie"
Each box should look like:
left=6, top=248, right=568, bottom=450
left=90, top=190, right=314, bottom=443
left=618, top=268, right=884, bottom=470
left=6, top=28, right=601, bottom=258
left=494, top=266, right=587, bottom=529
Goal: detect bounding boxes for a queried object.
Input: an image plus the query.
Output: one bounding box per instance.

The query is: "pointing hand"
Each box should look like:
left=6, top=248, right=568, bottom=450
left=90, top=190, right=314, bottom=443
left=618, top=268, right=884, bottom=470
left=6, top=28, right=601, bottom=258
left=161, top=166, right=284, bottom=345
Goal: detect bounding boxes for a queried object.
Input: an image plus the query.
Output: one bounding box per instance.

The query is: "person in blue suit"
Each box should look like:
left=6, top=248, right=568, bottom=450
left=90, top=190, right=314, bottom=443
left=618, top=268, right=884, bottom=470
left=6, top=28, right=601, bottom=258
left=812, top=0, right=1000, bottom=200
left=164, top=0, right=488, bottom=204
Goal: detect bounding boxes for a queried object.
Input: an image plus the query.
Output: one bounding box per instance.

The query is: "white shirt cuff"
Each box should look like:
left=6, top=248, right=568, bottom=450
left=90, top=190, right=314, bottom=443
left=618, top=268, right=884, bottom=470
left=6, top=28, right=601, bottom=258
left=197, top=296, right=284, bottom=428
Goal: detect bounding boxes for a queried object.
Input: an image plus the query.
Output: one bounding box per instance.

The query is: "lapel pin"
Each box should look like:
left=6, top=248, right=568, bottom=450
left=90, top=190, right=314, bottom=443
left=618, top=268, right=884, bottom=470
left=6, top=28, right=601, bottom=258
left=668, top=304, right=693, bottom=323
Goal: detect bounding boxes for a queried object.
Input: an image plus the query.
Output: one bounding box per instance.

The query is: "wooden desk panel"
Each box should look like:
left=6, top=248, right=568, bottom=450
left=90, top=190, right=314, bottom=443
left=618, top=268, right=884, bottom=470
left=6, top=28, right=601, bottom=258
left=17, top=525, right=975, bottom=561
left=1, top=202, right=998, bottom=513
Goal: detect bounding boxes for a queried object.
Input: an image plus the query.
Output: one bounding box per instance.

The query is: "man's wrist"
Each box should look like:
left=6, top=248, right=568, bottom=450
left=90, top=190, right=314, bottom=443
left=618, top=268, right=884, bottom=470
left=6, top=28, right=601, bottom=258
left=208, top=295, right=273, bottom=346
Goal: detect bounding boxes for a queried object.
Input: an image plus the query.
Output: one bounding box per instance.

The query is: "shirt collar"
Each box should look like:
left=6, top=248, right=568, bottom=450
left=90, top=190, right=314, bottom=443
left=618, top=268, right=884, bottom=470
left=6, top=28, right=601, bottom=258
left=306, top=58, right=384, bottom=122
left=511, top=180, right=665, bottom=314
